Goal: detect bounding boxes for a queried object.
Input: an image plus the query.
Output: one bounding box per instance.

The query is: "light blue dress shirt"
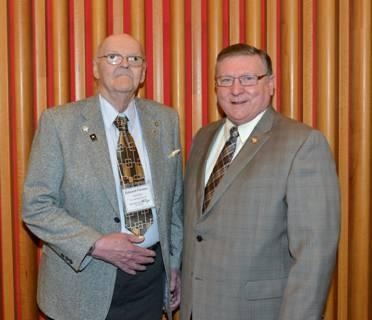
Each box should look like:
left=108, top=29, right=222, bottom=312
left=99, top=95, right=159, bottom=247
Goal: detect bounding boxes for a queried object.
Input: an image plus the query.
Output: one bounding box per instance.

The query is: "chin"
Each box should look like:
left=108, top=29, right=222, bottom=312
left=114, top=78, right=133, bottom=87
left=115, top=85, right=134, bottom=93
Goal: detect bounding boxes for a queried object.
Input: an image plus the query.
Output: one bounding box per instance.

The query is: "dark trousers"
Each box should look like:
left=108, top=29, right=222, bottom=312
left=105, top=243, right=165, bottom=320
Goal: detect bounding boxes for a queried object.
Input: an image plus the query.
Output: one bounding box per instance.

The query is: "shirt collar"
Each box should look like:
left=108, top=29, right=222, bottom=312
left=224, top=108, right=267, bottom=143
left=99, top=95, right=137, bottom=131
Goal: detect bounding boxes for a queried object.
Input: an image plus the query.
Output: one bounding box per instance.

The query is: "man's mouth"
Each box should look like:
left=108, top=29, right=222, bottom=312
left=230, top=99, right=248, bottom=105
left=115, top=69, right=132, bottom=78
left=116, top=73, right=131, bottom=78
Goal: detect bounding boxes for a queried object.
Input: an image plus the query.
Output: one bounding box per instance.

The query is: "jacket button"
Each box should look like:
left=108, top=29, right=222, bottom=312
left=114, top=217, right=120, bottom=223
left=196, top=235, right=203, bottom=242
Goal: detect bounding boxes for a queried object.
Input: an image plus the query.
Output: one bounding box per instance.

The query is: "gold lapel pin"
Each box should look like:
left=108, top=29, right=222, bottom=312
left=251, top=136, right=258, bottom=144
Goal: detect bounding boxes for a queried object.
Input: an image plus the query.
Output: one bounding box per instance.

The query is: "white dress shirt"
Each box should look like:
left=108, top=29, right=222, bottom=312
left=204, top=109, right=267, bottom=185
left=99, top=95, right=159, bottom=247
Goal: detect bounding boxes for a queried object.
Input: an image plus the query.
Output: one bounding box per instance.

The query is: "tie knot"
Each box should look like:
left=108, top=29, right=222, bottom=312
left=230, top=126, right=239, bottom=139
left=113, top=116, right=129, bottom=132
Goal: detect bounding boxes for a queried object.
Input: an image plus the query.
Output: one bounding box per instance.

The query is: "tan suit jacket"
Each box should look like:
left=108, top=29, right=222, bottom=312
left=181, top=107, right=340, bottom=320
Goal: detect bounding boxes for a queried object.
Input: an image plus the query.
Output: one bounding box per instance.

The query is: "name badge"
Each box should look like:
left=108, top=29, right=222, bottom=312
left=122, top=184, right=155, bottom=213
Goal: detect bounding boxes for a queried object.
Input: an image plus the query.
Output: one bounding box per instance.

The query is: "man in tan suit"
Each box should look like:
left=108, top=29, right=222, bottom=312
left=180, top=43, right=340, bottom=320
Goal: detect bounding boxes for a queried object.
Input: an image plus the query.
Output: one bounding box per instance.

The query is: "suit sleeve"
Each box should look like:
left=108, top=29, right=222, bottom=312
left=169, top=113, right=184, bottom=270
left=279, top=130, right=340, bottom=320
left=22, top=110, right=102, bottom=272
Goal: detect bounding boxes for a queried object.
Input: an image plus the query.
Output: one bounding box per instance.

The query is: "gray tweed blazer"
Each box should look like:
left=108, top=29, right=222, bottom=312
left=23, top=96, right=183, bottom=320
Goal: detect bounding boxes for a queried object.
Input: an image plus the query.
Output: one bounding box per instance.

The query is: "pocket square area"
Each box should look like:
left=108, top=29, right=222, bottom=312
left=168, top=149, right=181, bottom=158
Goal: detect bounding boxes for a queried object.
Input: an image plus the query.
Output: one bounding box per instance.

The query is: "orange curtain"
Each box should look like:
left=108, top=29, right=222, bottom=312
left=1, top=1, right=371, bottom=319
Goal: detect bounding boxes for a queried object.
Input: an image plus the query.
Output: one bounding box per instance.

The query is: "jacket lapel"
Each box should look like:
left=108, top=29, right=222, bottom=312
left=79, top=96, right=119, bottom=213
left=200, top=107, right=277, bottom=217
left=192, top=120, right=225, bottom=218
left=135, top=99, right=163, bottom=210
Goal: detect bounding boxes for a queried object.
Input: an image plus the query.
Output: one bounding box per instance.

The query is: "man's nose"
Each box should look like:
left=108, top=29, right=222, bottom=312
left=230, top=78, right=245, bottom=94
left=119, top=57, right=130, bottom=68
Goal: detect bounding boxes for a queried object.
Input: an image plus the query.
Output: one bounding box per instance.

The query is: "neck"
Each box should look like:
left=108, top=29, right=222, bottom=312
left=100, top=91, right=135, bottom=113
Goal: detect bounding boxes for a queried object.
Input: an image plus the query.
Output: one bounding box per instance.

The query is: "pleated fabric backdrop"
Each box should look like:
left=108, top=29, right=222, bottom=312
left=0, top=1, right=371, bottom=319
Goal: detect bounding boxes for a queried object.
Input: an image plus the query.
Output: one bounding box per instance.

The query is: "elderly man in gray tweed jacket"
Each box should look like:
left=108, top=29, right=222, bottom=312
left=23, top=33, right=183, bottom=320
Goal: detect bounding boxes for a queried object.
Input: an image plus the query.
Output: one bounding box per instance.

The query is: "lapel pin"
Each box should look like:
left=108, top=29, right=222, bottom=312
left=89, top=134, right=97, bottom=141
left=251, top=137, right=258, bottom=144
left=82, top=125, right=89, bottom=133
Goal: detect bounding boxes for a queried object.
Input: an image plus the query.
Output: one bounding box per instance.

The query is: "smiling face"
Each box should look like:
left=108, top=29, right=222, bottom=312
left=215, top=54, right=275, bottom=125
left=93, top=34, right=146, bottom=105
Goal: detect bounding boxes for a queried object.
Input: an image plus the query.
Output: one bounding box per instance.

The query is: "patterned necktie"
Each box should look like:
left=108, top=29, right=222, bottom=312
left=202, top=126, right=239, bottom=212
left=113, top=116, right=153, bottom=236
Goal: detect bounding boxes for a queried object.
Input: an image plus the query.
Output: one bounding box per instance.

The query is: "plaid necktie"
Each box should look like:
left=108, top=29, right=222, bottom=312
left=202, top=126, right=239, bottom=212
left=113, top=116, right=153, bottom=236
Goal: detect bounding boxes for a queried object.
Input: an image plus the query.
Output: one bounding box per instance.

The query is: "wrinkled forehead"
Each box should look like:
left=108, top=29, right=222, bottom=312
left=97, top=34, right=144, bottom=56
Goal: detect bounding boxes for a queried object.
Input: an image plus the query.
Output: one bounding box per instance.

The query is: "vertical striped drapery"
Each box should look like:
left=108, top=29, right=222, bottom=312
left=0, top=1, right=371, bottom=319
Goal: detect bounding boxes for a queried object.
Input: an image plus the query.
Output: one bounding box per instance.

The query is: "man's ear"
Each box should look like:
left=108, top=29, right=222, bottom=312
left=140, top=62, right=147, bottom=83
left=93, top=60, right=100, bottom=80
left=268, top=75, right=275, bottom=95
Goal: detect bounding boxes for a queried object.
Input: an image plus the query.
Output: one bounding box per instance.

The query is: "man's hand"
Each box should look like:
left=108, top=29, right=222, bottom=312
left=169, top=268, right=181, bottom=311
left=90, top=233, right=156, bottom=275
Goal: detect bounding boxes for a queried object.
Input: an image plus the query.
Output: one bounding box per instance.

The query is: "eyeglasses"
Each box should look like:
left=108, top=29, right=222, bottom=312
left=215, top=74, right=268, bottom=87
left=97, top=53, right=145, bottom=67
